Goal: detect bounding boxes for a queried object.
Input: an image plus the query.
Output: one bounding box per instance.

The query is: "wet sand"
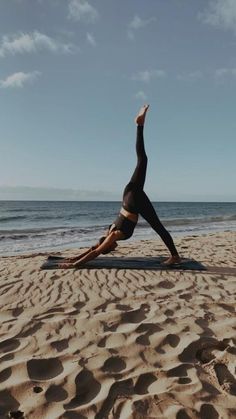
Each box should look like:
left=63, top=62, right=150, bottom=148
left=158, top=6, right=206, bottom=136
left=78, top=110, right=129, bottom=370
left=0, top=231, right=236, bottom=418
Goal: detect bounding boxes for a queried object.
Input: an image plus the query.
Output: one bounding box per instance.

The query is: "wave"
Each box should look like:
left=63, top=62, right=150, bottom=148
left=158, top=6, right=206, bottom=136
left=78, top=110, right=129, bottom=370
left=1, top=213, right=236, bottom=234
left=0, top=225, right=105, bottom=241
left=7, top=208, right=49, bottom=213
left=154, top=214, right=236, bottom=227
left=32, top=213, right=91, bottom=221
left=0, top=215, right=28, bottom=223
left=0, top=213, right=99, bottom=223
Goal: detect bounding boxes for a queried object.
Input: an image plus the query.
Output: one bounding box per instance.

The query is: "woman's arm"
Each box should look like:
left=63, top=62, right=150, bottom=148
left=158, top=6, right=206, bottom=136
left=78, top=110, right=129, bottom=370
left=72, top=232, right=119, bottom=267
left=65, top=245, right=98, bottom=263
left=58, top=231, right=122, bottom=269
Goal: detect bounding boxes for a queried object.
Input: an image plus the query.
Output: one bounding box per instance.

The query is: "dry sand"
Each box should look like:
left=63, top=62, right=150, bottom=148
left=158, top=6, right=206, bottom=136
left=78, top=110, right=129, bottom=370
left=0, top=231, right=236, bottom=419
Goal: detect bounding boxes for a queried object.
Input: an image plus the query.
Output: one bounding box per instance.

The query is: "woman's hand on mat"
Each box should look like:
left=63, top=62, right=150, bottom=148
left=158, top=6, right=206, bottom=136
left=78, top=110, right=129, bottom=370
left=58, top=262, right=75, bottom=269
left=63, top=257, right=78, bottom=263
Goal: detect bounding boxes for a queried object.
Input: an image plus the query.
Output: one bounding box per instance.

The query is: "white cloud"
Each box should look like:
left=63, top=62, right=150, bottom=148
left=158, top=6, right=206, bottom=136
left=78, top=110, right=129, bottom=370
left=86, top=32, right=96, bottom=46
left=135, top=91, right=148, bottom=101
left=132, top=69, right=166, bottom=83
left=129, top=15, right=156, bottom=30
left=215, top=67, right=236, bottom=77
left=177, top=71, right=203, bottom=81
left=0, top=71, right=41, bottom=88
left=0, top=31, right=76, bottom=57
left=128, top=15, right=156, bottom=40
left=68, top=0, right=98, bottom=23
left=200, top=0, right=236, bottom=33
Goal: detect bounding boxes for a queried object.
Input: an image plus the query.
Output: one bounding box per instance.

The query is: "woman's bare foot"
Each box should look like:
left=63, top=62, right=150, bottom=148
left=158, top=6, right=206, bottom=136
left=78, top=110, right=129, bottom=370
left=162, top=255, right=181, bottom=266
left=135, top=104, right=149, bottom=126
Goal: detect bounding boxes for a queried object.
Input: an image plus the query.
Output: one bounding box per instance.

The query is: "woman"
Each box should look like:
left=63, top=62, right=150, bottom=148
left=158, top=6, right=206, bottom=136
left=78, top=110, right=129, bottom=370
left=59, top=105, right=180, bottom=268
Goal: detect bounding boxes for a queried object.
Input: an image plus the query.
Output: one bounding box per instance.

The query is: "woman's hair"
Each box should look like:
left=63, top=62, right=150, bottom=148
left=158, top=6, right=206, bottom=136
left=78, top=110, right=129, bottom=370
left=98, top=235, right=110, bottom=254
left=98, top=234, right=118, bottom=254
left=98, top=236, right=106, bottom=245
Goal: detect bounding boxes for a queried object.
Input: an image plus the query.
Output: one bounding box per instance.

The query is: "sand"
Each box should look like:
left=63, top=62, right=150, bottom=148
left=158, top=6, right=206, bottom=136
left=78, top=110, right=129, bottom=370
left=0, top=231, right=236, bottom=419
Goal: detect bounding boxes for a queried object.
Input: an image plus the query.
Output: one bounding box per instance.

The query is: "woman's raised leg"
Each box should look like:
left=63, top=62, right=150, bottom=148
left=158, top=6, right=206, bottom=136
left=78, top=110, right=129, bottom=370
left=127, top=105, right=149, bottom=189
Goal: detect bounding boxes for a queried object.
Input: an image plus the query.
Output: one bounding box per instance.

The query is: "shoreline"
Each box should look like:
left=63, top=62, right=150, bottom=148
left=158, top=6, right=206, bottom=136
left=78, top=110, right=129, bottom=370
left=1, top=227, right=236, bottom=258
left=1, top=200, right=236, bottom=257
left=0, top=231, right=236, bottom=418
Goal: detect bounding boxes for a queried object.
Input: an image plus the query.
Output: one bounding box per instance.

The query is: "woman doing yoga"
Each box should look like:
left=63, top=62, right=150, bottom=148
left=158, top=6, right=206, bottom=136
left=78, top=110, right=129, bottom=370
left=59, top=105, right=180, bottom=268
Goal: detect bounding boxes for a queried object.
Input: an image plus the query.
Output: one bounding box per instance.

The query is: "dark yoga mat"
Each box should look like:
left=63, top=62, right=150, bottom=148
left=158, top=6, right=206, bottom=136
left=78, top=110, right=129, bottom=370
left=41, top=255, right=207, bottom=271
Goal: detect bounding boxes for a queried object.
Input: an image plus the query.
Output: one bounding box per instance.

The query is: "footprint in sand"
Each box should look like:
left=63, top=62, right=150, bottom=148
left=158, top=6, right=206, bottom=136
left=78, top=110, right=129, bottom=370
left=179, top=337, right=236, bottom=397
left=0, top=367, right=12, bottom=383
left=1, top=353, right=14, bottom=362
left=45, top=384, right=68, bottom=402
left=95, top=378, right=133, bottom=419
left=64, top=369, right=101, bottom=410
left=0, top=338, right=20, bottom=353
left=101, top=356, right=126, bottom=373
left=155, top=333, right=180, bottom=354
left=199, top=403, right=219, bottom=419
left=176, top=409, right=192, bottom=419
left=135, top=323, right=163, bottom=346
left=158, top=280, right=175, bottom=289
left=62, top=412, right=87, bottom=419
left=27, top=358, right=64, bottom=381
left=196, top=339, right=229, bottom=364
left=33, top=386, right=43, bottom=393
left=167, top=363, right=192, bottom=378
left=51, top=339, right=69, bottom=352
left=8, top=411, right=25, bottom=419
left=179, top=337, right=226, bottom=363
left=121, top=304, right=150, bottom=324
left=133, top=372, right=157, bottom=394
left=133, top=399, right=150, bottom=418
left=12, top=307, right=24, bottom=317
left=214, top=363, right=236, bottom=395
left=178, top=377, right=192, bottom=384
left=0, top=390, right=20, bottom=417
left=102, top=304, right=150, bottom=333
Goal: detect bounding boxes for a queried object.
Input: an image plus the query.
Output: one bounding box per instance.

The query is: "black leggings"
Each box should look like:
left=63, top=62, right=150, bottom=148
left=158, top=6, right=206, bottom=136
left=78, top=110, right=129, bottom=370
left=123, top=126, right=178, bottom=256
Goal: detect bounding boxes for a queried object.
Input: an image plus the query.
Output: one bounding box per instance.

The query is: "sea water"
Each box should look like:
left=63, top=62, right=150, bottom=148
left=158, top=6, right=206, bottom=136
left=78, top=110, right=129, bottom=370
left=0, top=201, right=236, bottom=256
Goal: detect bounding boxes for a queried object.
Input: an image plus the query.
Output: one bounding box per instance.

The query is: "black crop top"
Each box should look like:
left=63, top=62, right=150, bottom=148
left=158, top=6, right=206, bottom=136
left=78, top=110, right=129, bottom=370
left=110, top=213, right=137, bottom=239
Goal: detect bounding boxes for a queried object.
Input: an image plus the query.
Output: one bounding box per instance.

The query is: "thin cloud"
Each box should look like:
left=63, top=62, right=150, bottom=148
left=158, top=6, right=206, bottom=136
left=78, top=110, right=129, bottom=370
left=68, top=0, right=99, bottom=23
left=0, top=31, right=77, bottom=57
left=199, top=0, right=236, bottom=33
left=177, top=71, right=203, bottom=81
left=132, top=69, right=166, bottom=83
left=0, top=71, right=41, bottom=88
left=128, top=15, right=156, bottom=40
left=135, top=91, right=148, bottom=101
left=215, top=67, right=236, bottom=77
left=86, top=32, right=96, bottom=46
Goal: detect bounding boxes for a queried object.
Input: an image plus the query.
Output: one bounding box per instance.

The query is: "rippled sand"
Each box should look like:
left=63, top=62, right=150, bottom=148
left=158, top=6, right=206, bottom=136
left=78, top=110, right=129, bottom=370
left=0, top=231, right=236, bottom=419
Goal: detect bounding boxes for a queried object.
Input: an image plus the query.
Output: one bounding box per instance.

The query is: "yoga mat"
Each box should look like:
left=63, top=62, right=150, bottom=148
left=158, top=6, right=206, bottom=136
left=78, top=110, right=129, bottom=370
left=41, top=255, right=207, bottom=271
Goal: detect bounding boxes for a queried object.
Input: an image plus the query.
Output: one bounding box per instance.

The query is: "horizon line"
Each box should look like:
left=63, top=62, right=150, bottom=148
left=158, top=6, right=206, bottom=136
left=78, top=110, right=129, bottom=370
left=0, top=199, right=236, bottom=203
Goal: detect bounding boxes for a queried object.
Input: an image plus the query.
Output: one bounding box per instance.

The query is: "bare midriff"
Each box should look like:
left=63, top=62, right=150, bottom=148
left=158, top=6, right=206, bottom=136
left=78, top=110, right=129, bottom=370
left=120, top=207, right=139, bottom=223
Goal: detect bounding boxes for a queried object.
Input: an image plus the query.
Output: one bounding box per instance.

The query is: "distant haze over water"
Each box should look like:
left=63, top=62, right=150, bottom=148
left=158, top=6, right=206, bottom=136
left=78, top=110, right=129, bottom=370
left=0, top=201, right=236, bottom=256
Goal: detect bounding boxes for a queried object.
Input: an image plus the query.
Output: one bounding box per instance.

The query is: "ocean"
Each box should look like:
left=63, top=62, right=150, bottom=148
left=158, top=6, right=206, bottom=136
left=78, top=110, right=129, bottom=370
left=0, top=201, right=236, bottom=256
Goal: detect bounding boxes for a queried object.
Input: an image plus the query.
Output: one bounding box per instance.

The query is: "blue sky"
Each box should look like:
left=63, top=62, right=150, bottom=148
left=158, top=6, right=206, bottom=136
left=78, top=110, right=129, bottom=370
left=0, top=0, right=235, bottom=201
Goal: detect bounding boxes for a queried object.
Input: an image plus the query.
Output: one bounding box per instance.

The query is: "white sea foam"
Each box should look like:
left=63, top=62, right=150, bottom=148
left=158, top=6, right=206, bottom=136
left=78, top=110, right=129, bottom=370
left=0, top=201, right=236, bottom=255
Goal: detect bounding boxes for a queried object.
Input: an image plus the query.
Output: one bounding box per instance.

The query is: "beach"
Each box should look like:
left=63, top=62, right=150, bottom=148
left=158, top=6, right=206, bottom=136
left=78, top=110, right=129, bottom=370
left=0, top=231, right=236, bottom=419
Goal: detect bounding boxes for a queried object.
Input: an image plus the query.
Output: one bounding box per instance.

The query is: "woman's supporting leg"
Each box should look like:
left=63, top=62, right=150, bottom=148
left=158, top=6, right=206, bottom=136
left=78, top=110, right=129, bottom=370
left=138, top=191, right=179, bottom=257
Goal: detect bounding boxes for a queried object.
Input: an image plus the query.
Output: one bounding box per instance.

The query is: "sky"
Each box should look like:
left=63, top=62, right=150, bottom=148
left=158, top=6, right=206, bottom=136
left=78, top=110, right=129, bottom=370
left=0, top=0, right=236, bottom=202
